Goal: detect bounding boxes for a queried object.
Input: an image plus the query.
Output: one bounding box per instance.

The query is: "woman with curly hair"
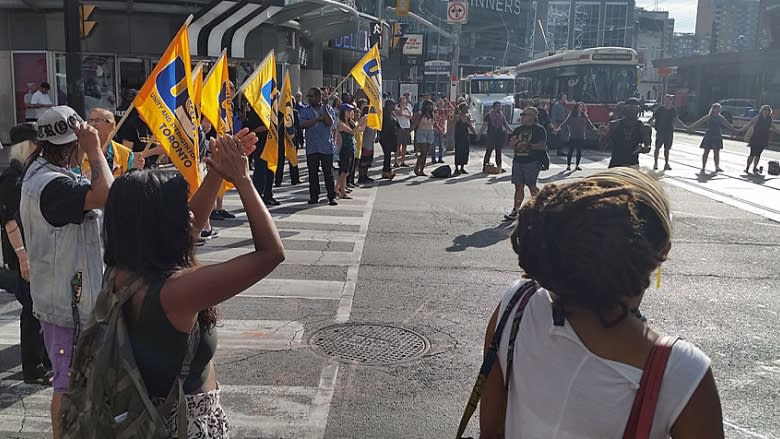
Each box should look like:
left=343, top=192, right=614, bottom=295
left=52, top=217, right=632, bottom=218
left=479, top=168, right=723, bottom=438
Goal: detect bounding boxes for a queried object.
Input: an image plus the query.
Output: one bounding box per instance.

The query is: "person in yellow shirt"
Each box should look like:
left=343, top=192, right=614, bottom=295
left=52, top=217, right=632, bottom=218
left=84, top=108, right=144, bottom=177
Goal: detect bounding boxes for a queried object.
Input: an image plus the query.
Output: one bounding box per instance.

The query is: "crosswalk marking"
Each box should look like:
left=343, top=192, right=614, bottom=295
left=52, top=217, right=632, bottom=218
left=217, top=320, right=305, bottom=350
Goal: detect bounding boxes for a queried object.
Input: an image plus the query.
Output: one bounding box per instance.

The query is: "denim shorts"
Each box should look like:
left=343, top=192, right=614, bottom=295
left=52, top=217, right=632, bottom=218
left=41, top=321, right=74, bottom=393
left=511, top=159, right=541, bottom=186
left=415, top=129, right=435, bottom=145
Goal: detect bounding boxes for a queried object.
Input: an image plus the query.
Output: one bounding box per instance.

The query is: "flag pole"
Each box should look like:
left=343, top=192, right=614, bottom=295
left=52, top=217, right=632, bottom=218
left=237, top=50, right=274, bottom=96
left=104, top=14, right=194, bottom=151
left=326, top=74, right=353, bottom=101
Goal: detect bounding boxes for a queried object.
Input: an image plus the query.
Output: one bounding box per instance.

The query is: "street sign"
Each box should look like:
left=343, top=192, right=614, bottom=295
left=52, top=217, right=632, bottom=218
left=447, top=1, right=468, bottom=24
left=402, top=34, right=424, bottom=56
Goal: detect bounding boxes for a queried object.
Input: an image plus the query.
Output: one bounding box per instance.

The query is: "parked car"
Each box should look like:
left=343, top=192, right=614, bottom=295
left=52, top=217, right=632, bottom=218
left=718, top=99, right=757, bottom=121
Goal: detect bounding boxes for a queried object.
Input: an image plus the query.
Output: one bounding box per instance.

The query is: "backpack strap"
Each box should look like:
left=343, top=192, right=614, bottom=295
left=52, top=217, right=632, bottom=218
left=157, top=322, right=201, bottom=439
left=455, top=280, right=537, bottom=439
left=622, top=335, right=679, bottom=439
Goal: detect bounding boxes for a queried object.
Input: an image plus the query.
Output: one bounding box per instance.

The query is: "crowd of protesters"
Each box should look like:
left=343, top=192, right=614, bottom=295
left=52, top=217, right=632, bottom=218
left=0, top=82, right=774, bottom=438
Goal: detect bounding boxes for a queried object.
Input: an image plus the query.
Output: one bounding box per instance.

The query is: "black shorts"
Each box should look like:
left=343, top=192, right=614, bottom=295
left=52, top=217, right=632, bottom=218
left=749, top=144, right=766, bottom=157
left=655, top=130, right=674, bottom=150
left=338, top=147, right=353, bottom=173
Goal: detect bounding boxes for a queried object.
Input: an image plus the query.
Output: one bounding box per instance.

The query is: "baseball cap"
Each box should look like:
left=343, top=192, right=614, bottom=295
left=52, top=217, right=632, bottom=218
left=9, top=123, right=38, bottom=144
left=340, top=103, right=356, bottom=112
left=36, top=106, right=83, bottom=145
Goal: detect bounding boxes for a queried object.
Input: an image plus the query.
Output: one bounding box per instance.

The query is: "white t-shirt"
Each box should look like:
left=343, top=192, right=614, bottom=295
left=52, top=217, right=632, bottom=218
left=30, top=90, right=53, bottom=119
left=23, top=92, right=36, bottom=120
left=496, top=281, right=711, bottom=439
left=397, top=103, right=412, bottom=129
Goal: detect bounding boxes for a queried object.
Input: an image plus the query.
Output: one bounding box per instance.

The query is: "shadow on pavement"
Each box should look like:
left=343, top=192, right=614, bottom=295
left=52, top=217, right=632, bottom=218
left=539, top=170, right=571, bottom=183
left=446, top=222, right=515, bottom=252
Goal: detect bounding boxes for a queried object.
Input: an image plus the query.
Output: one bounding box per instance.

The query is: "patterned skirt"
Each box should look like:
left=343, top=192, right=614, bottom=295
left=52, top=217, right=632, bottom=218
left=164, top=387, right=230, bottom=438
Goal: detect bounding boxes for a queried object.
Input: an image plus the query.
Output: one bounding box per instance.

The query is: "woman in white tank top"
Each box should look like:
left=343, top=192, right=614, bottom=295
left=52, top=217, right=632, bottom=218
left=479, top=168, right=724, bottom=438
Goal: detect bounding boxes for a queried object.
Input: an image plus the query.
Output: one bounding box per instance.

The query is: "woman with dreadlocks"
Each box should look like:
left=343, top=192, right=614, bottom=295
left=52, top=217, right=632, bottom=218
left=478, top=168, right=723, bottom=438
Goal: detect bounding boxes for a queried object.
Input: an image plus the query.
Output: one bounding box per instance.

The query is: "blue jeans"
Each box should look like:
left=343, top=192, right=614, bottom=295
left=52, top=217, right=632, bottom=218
left=430, top=132, right=444, bottom=162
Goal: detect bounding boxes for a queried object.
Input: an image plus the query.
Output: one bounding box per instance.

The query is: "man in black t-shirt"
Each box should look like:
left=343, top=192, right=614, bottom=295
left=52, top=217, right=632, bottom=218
left=648, top=94, right=688, bottom=171
left=605, top=98, right=652, bottom=169
left=244, top=107, right=278, bottom=205
left=505, top=107, right=547, bottom=221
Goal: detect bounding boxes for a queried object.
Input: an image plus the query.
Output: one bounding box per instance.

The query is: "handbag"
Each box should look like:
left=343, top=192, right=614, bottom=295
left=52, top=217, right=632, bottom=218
left=455, top=281, right=538, bottom=439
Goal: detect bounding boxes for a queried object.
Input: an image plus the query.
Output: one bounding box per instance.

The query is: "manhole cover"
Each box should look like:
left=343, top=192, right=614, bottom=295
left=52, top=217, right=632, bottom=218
left=309, top=323, right=430, bottom=365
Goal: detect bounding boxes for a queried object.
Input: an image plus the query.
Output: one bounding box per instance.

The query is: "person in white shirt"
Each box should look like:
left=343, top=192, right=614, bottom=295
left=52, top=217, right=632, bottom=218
left=393, top=93, right=413, bottom=168
left=23, top=82, right=38, bottom=122
left=480, top=168, right=724, bottom=439
left=29, top=82, right=54, bottom=119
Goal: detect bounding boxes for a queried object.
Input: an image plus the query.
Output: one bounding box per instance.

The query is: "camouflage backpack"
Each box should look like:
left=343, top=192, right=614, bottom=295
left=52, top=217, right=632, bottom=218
left=60, top=267, right=198, bottom=439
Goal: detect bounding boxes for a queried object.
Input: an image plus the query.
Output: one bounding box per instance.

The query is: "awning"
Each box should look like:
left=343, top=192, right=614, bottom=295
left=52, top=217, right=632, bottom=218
left=189, top=0, right=376, bottom=59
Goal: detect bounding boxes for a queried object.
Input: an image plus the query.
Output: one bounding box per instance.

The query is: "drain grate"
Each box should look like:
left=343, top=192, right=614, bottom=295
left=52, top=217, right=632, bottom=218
left=309, top=323, right=430, bottom=365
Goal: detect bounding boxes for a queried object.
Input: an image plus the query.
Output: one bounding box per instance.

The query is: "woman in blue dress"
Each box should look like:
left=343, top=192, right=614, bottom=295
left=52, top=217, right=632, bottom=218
left=688, top=103, right=737, bottom=174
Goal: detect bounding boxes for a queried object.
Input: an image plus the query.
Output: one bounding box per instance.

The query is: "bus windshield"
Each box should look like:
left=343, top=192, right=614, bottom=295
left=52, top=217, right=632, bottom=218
left=470, top=79, right=514, bottom=95
left=581, top=65, right=637, bottom=103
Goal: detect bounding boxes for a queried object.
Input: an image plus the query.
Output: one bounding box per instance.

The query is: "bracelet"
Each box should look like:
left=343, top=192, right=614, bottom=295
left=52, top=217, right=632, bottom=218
left=14, top=246, right=25, bottom=253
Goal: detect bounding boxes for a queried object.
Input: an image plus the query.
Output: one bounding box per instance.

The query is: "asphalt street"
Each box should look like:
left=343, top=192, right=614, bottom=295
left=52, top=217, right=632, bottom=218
left=0, top=130, right=777, bottom=438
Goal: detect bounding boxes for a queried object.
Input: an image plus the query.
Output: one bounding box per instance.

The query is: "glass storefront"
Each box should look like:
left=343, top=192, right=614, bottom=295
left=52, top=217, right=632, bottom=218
left=12, top=52, right=49, bottom=124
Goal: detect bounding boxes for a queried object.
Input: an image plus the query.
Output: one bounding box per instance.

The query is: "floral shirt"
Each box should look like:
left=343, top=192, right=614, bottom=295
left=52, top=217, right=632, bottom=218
left=434, top=108, right=451, bottom=134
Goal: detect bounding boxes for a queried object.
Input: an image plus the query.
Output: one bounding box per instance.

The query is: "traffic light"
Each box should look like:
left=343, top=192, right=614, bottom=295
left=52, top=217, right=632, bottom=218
left=80, top=4, right=97, bottom=39
left=392, top=23, right=403, bottom=48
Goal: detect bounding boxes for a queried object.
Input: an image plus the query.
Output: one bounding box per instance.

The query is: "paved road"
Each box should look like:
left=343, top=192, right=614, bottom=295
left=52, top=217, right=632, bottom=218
left=0, top=130, right=777, bottom=438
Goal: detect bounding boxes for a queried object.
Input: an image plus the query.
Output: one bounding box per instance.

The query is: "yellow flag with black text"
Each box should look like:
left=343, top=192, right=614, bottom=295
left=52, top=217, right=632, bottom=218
left=133, top=19, right=201, bottom=192
left=280, top=70, right=298, bottom=167
left=191, top=62, right=204, bottom=124
left=350, top=45, right=383, bottom=130
left=202, top=50, right=233, bottom=136
left=240, top=50, right=278, bottom=173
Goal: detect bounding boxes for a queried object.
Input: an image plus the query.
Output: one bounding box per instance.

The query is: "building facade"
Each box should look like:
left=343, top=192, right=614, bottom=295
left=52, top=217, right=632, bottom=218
left=0, top=0, right=381, bottom=144
left=634, top=8, right=674, bottom=100
left=671, top=33, right=710, bottom=57
left=534, top=0, right=637, bottom=52
left=695, top=0, right=761, bottom=53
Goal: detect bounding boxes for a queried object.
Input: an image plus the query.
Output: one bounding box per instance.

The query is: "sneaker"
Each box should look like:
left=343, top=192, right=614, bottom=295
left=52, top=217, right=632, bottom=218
left=210, top=210, right=225, bottom=221
left=504, top=209, right=518, bottom=221
left=195, top=237, right=207, bottom=246
left=575, top=166, right=582, bottom=171
left=664, top=164, right=672, bottom=171
left=715, top=167, right=724, bottom=172
left=263, top=197, right=281, bottom=206
left=566, top=166, right=571, bottom=171
left=201, top=228, right=219, bottom=239
left=453, top=170, right=461, bottom=176
left=217, top=209, right=236, bottom=219
left=328, top=199, right=338, bottom=206
left=307, top=198, right=319, bottom=204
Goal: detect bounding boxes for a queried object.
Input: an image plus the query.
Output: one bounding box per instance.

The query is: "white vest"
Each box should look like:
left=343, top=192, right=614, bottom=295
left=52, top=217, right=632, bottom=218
left=20, top=157, right=104, bottom=328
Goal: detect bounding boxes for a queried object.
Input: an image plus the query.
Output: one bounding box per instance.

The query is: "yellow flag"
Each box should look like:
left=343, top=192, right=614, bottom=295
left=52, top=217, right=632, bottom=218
left=191, top=62, right=204, bottom=121
left=240, top=50, right=279, bottom=174
left=133, top=18, right=201, bottom=192
left=280, top=70, right=298, bottom=167
left=350, top=45, right=383, bottom=130
left=202, top=50, right=233, bottom=136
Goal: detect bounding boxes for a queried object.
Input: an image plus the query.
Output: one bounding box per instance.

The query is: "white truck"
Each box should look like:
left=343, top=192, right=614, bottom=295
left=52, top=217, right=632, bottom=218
left=458, top=73, right=521, bottom=143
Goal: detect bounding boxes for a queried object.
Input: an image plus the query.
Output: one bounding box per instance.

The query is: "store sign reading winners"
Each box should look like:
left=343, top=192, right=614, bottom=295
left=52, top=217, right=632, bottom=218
left=466, top=0, right=525, bottom=16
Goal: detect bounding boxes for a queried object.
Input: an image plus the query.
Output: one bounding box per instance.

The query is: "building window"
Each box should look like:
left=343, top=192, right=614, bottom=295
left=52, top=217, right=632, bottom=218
left=573, top=2, right=601, bottom=49
left=547, top=1, right=570, bottom=51
left=604, top=3, right=628, bottom=47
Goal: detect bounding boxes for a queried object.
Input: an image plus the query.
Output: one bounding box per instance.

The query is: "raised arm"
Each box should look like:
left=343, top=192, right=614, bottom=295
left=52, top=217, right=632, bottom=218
left=720, top=115, right=738, bottom=133
left=161, top=131, right=284, bottom=332
left=78, top=123, right=115, bottom=211
left=338, top=121, right=357, bottom=135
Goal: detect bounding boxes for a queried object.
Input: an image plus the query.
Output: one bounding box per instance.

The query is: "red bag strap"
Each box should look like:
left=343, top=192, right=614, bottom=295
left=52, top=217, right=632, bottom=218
left=623, top=335, right=679, bottom=439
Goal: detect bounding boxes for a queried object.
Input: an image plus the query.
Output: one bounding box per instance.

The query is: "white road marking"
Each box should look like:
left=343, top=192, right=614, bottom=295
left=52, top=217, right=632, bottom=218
left=238, top=279, right=345, bottom=300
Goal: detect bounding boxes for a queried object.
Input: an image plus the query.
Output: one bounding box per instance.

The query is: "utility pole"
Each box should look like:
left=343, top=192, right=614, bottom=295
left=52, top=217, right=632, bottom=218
left=65, top=0, right=84, bottom=115
left=451, top=23, right=461, bottom=89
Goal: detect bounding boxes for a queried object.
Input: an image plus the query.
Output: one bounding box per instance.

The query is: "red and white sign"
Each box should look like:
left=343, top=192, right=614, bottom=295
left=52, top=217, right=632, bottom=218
left=402, top=34, right=424, bottom=56
left=447, top=1, right=468, bottom=24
